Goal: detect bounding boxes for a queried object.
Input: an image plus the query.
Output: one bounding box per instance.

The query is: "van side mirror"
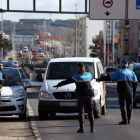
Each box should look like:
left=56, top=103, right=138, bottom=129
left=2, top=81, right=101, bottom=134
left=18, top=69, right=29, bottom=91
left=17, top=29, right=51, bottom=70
left=36, top=74, right=43, bottom=82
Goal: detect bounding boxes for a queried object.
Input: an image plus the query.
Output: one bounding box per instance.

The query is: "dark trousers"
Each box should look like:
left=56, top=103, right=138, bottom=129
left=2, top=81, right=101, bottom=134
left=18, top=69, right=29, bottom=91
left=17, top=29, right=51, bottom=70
left=119, top=94, right=133, bottom=122
left=77, top=95, right=94, bottom=128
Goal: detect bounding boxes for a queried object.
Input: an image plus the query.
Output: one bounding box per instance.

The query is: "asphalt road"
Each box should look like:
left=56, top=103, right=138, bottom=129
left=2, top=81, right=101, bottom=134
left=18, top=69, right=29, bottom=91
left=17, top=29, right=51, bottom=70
left=20, top=69, right=140, bottom=140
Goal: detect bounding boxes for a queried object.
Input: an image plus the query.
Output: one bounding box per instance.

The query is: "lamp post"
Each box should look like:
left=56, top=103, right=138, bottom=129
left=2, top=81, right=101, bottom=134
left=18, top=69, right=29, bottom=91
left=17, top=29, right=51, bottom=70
left=75, top=4, right=78, bottom=57
left=1, top=0, right=3, bottom=62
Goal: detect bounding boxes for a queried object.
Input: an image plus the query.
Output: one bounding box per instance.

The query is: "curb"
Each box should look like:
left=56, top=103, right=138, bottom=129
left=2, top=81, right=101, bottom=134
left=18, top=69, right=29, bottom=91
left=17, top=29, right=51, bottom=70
left=27, top=99, right=42, bottom=140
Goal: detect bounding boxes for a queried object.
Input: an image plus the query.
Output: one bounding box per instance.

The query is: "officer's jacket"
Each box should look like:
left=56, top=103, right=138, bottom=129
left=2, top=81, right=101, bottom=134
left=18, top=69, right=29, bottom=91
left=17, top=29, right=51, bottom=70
left=110, top=68, right=138, bottom=94
left=57, top=72, right=94, bottom=95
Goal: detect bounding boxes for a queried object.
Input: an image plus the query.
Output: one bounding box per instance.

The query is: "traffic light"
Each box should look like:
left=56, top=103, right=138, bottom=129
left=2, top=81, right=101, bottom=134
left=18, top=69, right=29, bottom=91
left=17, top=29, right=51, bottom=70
left=95, top=43, right=97, bottom=47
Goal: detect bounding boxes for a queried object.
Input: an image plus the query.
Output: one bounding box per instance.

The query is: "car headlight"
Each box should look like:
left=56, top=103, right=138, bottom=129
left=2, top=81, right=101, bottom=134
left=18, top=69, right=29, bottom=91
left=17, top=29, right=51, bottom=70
left=94, top=90, right=98, bottom=97
left=40, top=91, right=53, bottom=99
left=13, top=89, right=25, bottom=98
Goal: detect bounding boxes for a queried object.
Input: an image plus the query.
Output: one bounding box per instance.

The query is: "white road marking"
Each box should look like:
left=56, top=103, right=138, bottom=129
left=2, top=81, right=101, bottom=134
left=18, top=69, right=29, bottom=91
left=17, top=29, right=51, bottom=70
left=22, top=70, right=42, bottom=140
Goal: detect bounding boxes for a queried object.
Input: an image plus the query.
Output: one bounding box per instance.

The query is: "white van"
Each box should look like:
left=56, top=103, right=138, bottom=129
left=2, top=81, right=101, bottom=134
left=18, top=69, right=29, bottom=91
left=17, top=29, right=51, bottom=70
left=23, top=46, right=28, bottom=52
left=36, top=58, right=106, bottom=120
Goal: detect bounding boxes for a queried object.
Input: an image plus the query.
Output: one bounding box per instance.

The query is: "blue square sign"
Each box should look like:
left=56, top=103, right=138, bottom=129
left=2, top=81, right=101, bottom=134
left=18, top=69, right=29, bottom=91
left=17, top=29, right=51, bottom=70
left=136, top=0, right=140, bottom=9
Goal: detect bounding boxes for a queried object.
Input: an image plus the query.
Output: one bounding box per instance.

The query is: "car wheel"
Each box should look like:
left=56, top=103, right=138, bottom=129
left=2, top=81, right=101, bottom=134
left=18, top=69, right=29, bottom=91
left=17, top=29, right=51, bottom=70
left=38, top=104, right=49, bottom=120
left=50, top=112, right=56, bottom=117
left=133, top=103, right=137, bottom=108
left=19, top=107, right=27, bottom=120
left=101, top=99, right=106, bottom=115
left=94, top=100, right=101, bottom=118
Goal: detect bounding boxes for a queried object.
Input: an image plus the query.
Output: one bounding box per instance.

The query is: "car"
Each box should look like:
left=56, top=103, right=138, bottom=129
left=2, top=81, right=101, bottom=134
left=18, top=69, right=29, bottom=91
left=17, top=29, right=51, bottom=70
left=13, top=61, right=19, bottom=67
left=40, top=53, right=44, bottom=57
left=43, top=60, right=48, bottom=64
left=0, top=68, right=31, bottom=119
left=23, top=47, right=28, bottom=52
left=114, top=65, right=121, bottom=70
left=104, top=66, right=117, bottom=75
left=129, top=63, right=140, bottom=108
left=105, top=1, right=111, bottom=4
left=19, top=53, right=22, bottom=57
left=19, top=50, right=22, bottom=54
left=38, top=48, right=42, bottom=52
left=36, top=57, right=106, bottom=120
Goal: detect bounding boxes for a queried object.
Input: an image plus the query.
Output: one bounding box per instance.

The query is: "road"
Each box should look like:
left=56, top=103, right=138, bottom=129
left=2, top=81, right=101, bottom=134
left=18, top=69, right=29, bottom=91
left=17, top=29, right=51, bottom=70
left=15, top=50, right=48, bottom=65
left=20, top=69, right=140, bottom=140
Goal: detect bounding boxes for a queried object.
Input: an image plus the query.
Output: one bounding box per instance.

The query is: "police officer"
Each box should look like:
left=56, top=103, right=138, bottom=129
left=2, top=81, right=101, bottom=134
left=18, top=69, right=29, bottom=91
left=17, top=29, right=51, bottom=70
left=53, top=63, right=95, bottom=133
left=0, top=63, right=4, bottom=89
left=96, top=60, right=138, bottom=125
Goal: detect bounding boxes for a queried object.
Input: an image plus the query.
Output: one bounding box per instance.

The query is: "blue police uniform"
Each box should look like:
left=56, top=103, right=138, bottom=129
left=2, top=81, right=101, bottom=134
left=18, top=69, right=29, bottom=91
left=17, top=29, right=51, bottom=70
left=97, top=68, right=138, bottom=124
left=110, top=68, right=138, bottom=123
left=56, top=72, right=94, bottom=132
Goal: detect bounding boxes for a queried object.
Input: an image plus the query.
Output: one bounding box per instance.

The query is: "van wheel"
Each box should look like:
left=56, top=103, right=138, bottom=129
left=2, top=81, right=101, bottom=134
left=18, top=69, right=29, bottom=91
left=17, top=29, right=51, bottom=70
left=101, top=99, right=106, bottom=115
left=50, top=112, right=56, bottom=117
left=133, top=103, right=137, bottom=108
left=94, top=100, right=101, bottom=118
left=38, top=104, right=49, bottom=120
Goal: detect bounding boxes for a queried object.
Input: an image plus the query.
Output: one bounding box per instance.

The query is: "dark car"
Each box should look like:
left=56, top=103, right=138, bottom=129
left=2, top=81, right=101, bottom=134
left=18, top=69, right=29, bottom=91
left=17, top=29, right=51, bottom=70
left=105, top=1, right=111, bottom=4
left=129, top=63, right=140, bottom=108
left=104, top=66, right=117, bottom=75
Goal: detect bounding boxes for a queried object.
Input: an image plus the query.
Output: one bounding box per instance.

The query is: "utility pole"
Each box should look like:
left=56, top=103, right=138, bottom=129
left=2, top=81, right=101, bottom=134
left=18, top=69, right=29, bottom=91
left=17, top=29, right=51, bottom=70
left=1, top=0, right=3, bottom=62
left=44, top=20, right=46, bottom=52
left=75, top=4, right=78, bottom=57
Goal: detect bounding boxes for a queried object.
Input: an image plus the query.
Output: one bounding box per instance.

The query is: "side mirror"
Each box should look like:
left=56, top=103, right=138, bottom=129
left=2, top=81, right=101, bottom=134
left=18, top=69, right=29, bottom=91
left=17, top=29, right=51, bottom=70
left=36, top=74, right=43, bottom=82
left=24, top=82, right=31, bottom=91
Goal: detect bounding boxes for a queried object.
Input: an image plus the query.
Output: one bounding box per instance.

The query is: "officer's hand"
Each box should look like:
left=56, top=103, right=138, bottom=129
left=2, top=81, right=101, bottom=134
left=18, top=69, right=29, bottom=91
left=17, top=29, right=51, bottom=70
left=96, top=78, right=101, bottom=82
left=53, top=85, right=59, bottom=89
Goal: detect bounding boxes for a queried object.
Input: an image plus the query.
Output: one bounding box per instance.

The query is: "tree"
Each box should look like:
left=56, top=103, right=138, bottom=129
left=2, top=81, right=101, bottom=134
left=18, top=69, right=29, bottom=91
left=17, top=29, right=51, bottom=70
left=89, top=31, right=103, bottom=58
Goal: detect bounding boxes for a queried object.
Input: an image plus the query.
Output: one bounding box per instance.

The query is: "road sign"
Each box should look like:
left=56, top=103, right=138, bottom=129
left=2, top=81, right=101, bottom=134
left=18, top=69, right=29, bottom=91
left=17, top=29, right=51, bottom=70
left=103, top=0, right=113, bottom=8
left=32, top=50, right=37, bottom=55
left=89, top=0, right=126, bottom=20
left=128, top=0, right=140, bottom=19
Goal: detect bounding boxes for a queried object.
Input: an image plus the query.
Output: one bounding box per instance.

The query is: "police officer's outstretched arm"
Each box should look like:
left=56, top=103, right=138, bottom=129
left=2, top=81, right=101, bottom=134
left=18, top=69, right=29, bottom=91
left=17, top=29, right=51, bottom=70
left=96, top=71, right=119, bottom=82
left=53, top=77, right=75, bottom=88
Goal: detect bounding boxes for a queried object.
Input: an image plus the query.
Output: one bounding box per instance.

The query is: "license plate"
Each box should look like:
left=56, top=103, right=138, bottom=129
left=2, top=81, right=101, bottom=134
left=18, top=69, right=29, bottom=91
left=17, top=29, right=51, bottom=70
left=59, top=102, right=77, bottom=107
left=1, top=102, right=7, bottom=107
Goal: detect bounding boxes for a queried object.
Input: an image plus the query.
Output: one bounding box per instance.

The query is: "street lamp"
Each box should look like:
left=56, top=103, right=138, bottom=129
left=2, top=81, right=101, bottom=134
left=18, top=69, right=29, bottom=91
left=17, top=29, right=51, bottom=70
left=75, top=4, right=78, bottom=57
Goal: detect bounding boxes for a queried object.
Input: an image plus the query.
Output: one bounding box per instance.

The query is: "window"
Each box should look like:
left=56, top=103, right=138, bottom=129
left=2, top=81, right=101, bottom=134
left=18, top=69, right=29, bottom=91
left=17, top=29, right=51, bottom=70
left=46, top=62, right=95, bottom=79
left=96, top=63, right=100, bottom=78
left=2, top=68, right=21, bottom=86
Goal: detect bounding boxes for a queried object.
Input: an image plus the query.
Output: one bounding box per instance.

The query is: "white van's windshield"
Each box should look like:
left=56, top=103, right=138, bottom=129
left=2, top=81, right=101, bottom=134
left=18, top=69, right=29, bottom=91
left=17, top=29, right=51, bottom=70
left=46, top=62, right=95, bottom=79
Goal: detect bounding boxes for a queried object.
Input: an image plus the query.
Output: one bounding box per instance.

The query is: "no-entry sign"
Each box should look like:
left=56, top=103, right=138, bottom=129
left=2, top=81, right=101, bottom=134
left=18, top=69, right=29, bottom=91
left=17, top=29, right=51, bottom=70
left=32, top=50, right=37, bottom=55
left=103, top=0, right=113, bottom=8
left=89, top=0, right=126, bottom=20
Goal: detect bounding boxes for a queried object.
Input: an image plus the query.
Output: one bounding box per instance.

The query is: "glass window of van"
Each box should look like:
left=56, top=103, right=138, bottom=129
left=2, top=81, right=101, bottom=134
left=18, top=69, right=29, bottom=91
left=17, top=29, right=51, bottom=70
left=46, top=62, right=95, bottom=79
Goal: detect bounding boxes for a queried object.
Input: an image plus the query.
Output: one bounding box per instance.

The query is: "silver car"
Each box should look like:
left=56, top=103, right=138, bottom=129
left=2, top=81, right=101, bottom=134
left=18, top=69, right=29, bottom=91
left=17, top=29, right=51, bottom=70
left=0, top=68, right=31, bottom=120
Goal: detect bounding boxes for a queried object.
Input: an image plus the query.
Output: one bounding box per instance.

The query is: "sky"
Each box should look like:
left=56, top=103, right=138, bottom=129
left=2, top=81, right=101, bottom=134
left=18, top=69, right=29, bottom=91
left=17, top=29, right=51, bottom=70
left=0, top=0, right=89, bottom=21
left=0, top=0, right=103, bottom=36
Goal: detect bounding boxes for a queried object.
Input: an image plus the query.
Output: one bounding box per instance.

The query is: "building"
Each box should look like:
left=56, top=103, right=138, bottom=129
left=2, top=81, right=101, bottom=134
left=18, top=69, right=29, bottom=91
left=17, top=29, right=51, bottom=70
left=103, top=20, right=115, bottom=66
left=78, top=16, right=103, bottom=57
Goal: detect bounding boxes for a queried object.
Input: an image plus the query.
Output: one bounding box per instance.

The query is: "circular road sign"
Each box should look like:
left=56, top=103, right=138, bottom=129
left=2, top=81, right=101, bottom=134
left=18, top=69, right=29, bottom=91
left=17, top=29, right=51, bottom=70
left=32, top=50, right=37, bottom=55
left=103, top=0, right=113, bottom=8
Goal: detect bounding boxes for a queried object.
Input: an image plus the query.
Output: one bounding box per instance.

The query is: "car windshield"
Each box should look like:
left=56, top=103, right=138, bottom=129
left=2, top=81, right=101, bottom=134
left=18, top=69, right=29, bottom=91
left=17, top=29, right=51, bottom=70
left=46, top=62, right=95, bottom=79
left=106, top=68, right=116, bottom=73
left=2, top=68, right=21, bottom=86
left=134, top=70, right=140, bottom=81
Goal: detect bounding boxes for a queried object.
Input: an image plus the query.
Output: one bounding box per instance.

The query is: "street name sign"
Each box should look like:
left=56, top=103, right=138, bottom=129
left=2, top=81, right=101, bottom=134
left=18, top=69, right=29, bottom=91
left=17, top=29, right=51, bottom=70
left=89, top=0, right=127, bottom=20
left=128, top=0, right=140, bottom=19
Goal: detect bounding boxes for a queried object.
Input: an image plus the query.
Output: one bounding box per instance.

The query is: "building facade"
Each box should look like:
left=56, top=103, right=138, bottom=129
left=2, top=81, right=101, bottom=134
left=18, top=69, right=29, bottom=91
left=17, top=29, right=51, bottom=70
left=78, top=16, right=103, bottom=57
